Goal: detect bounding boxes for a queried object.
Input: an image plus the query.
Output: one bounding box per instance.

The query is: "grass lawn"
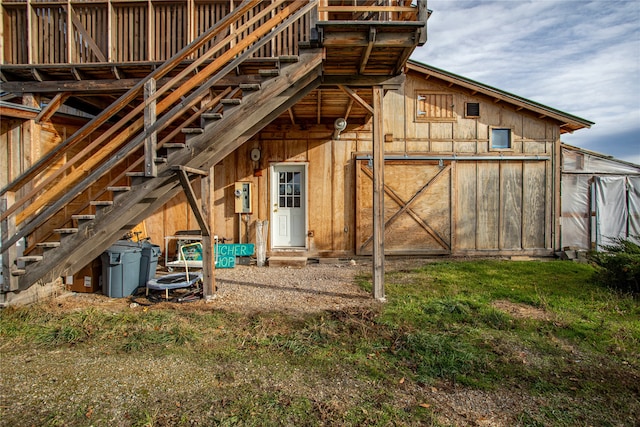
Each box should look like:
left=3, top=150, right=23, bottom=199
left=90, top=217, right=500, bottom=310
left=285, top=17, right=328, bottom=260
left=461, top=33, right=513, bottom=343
left=1, top=259, right=638, bottom=426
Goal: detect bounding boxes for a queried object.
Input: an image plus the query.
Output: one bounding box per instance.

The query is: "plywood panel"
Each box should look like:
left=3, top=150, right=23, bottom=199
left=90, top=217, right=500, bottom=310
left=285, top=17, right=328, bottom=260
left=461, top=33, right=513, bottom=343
left=429, top=122, right=453, bottom=140
left=455, top=162, right=477, bottom=250
left=333, top=139, right=355, bottom=253
left=522, top=161, right=547, bottom=248
left=523, top=116, right=547, bottom=141
left=500, top=161, right=523, bottom=249
left=476, top=162, right=499, bottom=249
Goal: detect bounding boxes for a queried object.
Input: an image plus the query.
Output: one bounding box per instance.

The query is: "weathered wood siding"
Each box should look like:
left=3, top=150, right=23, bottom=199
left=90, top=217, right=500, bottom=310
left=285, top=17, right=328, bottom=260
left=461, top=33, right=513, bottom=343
left=138, top=73, right=560, bottom=257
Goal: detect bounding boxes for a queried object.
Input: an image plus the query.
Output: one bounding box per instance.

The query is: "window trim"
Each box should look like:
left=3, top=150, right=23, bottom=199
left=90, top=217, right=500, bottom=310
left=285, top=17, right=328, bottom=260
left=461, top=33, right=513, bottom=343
left=489, top=127, right=514, bottom=151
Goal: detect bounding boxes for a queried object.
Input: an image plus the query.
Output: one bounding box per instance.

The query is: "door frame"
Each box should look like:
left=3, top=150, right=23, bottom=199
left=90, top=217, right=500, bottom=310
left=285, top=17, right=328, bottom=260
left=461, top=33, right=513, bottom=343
left=270, top=162, right=309, bottom=250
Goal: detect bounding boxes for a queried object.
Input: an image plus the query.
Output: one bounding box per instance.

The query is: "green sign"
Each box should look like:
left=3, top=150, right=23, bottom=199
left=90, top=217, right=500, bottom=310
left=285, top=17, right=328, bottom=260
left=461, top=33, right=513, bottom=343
left=215, top=243, right=255, bottom=269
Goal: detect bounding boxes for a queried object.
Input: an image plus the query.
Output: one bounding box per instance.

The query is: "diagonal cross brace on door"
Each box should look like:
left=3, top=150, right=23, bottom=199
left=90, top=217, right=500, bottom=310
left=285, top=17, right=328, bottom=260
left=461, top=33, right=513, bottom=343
left=359, top=163, right=451, bottom=252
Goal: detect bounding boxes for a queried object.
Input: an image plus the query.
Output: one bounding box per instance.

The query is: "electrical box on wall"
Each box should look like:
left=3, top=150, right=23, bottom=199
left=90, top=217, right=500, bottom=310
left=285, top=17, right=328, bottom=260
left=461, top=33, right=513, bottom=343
left=234, top=182, right=252, bottom=214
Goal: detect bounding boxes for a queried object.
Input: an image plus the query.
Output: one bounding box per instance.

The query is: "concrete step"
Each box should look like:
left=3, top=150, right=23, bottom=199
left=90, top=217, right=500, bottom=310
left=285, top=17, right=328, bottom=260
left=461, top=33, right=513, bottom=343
left=267, top=256, right=308, bottom=268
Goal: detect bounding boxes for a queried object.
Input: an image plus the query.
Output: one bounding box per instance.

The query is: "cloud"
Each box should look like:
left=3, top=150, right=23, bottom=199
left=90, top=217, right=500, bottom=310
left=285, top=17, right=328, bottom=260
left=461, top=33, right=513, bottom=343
left=411, top=0, right=640, bottom=163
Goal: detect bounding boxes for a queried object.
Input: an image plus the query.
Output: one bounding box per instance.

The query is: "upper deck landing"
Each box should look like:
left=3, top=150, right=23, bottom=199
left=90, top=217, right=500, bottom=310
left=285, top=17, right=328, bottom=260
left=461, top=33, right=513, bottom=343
left=1, top=0, right=428, bottom=86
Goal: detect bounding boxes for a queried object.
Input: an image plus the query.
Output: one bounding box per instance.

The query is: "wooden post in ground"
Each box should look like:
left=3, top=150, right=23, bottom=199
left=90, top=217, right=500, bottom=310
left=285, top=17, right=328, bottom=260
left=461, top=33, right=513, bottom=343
left=372, top=85, right=385, bottom=301
left=1, top=192, right=19, bottom=295
left=201, top=166, right=216, bottom=299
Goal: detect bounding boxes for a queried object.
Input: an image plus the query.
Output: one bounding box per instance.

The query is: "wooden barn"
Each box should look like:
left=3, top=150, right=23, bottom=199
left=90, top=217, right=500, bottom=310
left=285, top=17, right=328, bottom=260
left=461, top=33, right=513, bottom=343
left=1, top=0, right=592, bottom=303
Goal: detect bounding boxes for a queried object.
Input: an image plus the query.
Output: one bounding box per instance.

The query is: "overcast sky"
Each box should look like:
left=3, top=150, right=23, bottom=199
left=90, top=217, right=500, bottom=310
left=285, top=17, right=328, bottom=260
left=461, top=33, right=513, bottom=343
left=410, top=0, right=640, bottom=164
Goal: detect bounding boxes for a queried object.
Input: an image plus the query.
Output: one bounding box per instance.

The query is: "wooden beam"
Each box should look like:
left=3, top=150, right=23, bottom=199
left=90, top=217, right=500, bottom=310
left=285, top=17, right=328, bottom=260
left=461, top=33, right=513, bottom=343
left=175, top=167, right=210, bottom=236
left=35, top=92, right=69, bottom=124
left=359, top=27, right=376, bottom=74
left=1, top=193, right=19, bottom=293
left=144, top=78, right=157, bottom=177
left=344, top=98, right=354, bottom=121
left=69, top=9, right=107, bottom=62
left=287, top=108, right=296, bottom=125
left=338, top=85, right=374, bottom=114
left=321, top=31, right=418, bottom=48
left=317, top=90, right=322, bottom=124
left=372, top=85, right=385, bottom=301
left=201, top=165, right=216, bottom=299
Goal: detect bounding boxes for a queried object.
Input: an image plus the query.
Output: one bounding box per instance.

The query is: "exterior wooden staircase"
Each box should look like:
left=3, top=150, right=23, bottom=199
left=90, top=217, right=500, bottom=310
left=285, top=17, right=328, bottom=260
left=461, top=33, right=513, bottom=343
left=1, top=0, right=429, bottom=299
left=1, top=0, right=322, bottom=293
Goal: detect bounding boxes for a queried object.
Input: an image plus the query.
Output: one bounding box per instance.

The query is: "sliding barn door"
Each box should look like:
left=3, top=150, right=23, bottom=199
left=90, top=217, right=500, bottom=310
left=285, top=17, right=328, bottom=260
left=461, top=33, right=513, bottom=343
left=356, top=160, right=451, bottom=255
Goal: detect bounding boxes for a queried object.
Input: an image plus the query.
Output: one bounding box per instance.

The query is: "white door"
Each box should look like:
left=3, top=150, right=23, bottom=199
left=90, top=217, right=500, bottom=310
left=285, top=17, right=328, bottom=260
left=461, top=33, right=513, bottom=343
left=271, top=164, right=307, bottom=248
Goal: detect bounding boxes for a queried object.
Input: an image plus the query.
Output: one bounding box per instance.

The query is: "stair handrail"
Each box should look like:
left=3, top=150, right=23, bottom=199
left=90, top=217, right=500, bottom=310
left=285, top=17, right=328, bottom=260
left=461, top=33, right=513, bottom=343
left=1, top=0, right=317, bottom=252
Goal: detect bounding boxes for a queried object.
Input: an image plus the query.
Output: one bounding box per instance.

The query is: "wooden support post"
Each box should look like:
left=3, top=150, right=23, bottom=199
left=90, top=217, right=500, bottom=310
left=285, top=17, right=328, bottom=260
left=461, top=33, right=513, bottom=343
left=1, top=193, right=19, bottom=293
left=144, top=78, right=158, bottom=177
left=417, top=0, right=429, bottom=45
left=201, top=166, right=215, bottom=299
left=372, top=85, right=385, bottom=301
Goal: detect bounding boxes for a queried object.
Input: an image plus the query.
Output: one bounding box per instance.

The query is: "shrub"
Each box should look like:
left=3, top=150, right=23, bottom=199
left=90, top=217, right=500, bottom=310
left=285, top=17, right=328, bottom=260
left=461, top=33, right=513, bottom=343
left=589, top=236, right=640, bottom=295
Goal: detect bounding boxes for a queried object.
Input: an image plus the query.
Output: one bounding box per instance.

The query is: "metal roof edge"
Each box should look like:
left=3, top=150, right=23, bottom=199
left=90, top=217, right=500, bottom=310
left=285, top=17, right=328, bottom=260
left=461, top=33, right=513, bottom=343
left=561, top=143, right=640, bottom=169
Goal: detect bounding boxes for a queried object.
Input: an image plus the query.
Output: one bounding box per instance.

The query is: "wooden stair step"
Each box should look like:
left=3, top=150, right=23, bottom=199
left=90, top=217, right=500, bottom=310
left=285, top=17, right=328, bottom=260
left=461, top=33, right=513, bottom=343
left=36, top=242, right=61, bottom=248
left=36, top=242, right=60, bottom=253
left=267, top=256, right=308, bottom=268
left=181, top=128, right=204, bottom=134
left=221, top=98, right=242, bottom=105
left=90, top=200, right=113, bottom=207
left=154, top=157, right=168, bottom=164
left=125, top=172, right=149, bottom=185
left=107, top=186, right=131, bottom=192
left=239, top=83, right=261, bottom=91
left=17, top=256, right=43, bottom=264
left=54, top=228, right=79, bottom=234
left=278, top=55, right=299, bottom=63
left=201, top=112, right=223, bottom=120
left=72, top=214, right=95, bottom=226
left=11, top=269, right=26, bottom=277
left=258, top=69, right=280, bottom=77
left=71, top=214, right=95, bottom=220
left=163, top=143, right=187, bottom=150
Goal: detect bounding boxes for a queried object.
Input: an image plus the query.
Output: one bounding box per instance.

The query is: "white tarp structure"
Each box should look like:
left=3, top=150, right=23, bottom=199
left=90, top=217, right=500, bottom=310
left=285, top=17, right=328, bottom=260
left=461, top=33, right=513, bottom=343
left=561, top=145, right=640, bottom=250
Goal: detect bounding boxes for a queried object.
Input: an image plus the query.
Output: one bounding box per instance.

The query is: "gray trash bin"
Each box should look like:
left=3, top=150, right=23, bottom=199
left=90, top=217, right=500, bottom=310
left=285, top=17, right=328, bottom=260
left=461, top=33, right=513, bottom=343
left=140, top=241, right=161, bottom=287
left=101, top=243, right=142, bottom=298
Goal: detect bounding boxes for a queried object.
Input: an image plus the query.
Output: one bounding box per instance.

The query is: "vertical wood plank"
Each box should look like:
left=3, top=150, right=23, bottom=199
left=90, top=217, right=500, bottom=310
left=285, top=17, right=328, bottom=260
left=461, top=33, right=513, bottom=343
left=500, top=161, right=523, bottom=249
left=201, top=166, right=215, bottom=298
left=522, top=161, right=546, bottom=248
left=1, top=192, right=19, bottom=293
left=477, top=162, right=499, bottom=249
left=372, top=85, right=385, bottom=300
left=144, top=78, right=157, bottom=177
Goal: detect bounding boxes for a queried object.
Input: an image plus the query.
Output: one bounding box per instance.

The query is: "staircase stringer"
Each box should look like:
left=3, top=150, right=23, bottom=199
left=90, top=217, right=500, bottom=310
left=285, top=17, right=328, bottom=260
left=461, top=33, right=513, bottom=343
left=16, top=52, right=323, bottom=291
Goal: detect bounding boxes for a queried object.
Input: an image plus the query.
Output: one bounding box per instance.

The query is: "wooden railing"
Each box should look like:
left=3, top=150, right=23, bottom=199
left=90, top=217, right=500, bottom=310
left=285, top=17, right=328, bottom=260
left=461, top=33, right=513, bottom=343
left=318, top=0, right=423, bottom=22
left=1, top=0, right=313, bottom=64
left=1, top=0, right=425, bottom=65
left=1, top=0, right=316, bottom=252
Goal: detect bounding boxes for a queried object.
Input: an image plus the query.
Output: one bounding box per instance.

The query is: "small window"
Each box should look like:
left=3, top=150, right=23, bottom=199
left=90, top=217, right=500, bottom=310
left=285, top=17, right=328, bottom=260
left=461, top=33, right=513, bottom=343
left=490, top=128, right=512, bottom=150
left=465, top=102, right=480, bottom=118
left=415, top=92, right=455, bottom=122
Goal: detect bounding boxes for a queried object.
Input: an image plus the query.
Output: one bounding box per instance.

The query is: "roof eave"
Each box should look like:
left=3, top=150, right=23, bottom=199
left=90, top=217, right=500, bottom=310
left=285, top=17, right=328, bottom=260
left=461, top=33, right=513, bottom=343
left=406, top=60, right=594, bottom=133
